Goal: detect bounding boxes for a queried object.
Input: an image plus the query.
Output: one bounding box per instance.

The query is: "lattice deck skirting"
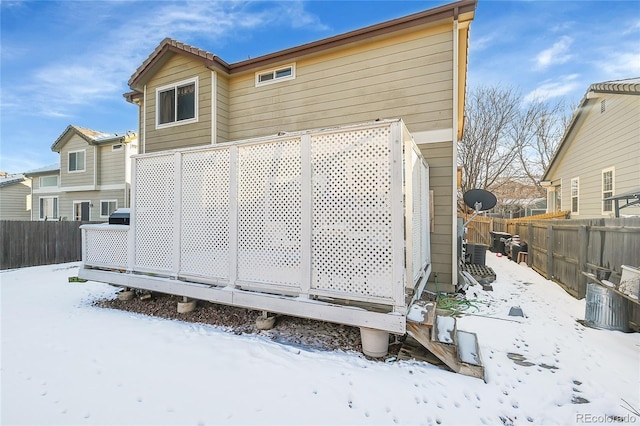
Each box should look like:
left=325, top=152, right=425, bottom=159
left=461, top=263, right=496, bottom=283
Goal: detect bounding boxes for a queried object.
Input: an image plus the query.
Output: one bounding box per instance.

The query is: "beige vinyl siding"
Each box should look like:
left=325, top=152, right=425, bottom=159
left=418, top=141, right=454, bottom=292
left=216, top=73, right=230, bottom=142
left=0, top=181, right=32, bottom=220
left=57, top=189, right=126, bottom=222
left=144, top=54, right=213, bottom=153
left=547, top=93, right=640, bottom=217
left=60, top=135, right=94, bottom=188
left=98, top=144, right=125, bottom=186
left=228, top=25, right=453, bottom=140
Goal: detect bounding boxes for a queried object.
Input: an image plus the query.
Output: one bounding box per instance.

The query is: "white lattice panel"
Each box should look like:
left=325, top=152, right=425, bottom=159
left=420, top=161, right=430, bottom=269
left=412, top=149, right=423, bottom=281
left=180, top=149, right=231, bottom=279
left=134, top=154, right=175, bottom=272
left=311, top=127, right=394, bottom=300
left=237, top=139, right=302, bottom=287
left=84, top=227, right=128, bottom=268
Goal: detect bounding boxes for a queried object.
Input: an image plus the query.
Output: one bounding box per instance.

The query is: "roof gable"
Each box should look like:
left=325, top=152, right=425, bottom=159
left=128, top=0, right=476, bottom=91
left=51, top=125, right=133, bottom=152
left=541, top=77, right=640, bottom=181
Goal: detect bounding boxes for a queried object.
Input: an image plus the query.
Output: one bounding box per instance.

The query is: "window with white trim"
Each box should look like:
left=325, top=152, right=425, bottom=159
left=156, top=77, right=198, bottom=128
left=255, top=64, right=295, bottom=87
left=570, top=178, right=579, bottom=214
left=39, top=196, right=58, bottom=220
left=602, top=168, right=615, bottom=213
left=68, top=150, right=85, bottom=172
left=100, top=200, right=118, bottom=218
left=39, top=176, right=58, bottom=187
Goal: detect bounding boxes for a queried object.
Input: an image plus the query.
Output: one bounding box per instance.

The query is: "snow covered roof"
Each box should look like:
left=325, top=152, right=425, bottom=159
left=588, top=77, right=640, bottom=94
left=542, top=77, right=640, bottom=181
left=50, top=125, right=136, bottom=152
left=0, top=173, right=27, bottom=188
left=24, top=163, right=60, bottom=176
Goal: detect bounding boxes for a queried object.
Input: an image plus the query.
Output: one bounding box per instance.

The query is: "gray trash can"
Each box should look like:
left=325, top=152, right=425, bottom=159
left=584, top=282, right=629, bottom=332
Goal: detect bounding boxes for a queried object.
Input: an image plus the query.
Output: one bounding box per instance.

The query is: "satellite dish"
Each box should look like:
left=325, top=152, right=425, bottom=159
left=463, top=189, right=497, bottom=212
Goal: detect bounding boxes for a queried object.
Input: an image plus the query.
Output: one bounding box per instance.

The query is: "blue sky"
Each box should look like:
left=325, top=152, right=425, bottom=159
left=1, top=0, right=639, bottom=174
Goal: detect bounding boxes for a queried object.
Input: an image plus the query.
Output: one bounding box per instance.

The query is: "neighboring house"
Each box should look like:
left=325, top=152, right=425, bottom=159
left=0, top=173, right=32, bottom=220
left=541, top=78, right=640, bottom=218
left=123, top=0, right=477, bottom=292
left=25, top=125, right=138, bottom=221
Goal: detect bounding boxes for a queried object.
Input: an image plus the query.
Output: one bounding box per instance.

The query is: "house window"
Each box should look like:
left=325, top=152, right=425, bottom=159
left=156, top=77, right=198, bottom=128
left=100, top=200, right=118, bottom=218
left=39, top=176, right=58, bottom=187
left=112, top=144, right=123, bottom=151
left=602, top=168, right=614, bottom=213
left=570, top=178, right=579, bottom=214
left=255, top=64, right=295, bottom=87
left=39, top=196, right=58, bottom=220
left=68, top=150, right=85, bottom=172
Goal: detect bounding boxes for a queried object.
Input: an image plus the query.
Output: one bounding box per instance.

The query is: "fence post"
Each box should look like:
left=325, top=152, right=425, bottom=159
left=577, top=225, right=588, bottom=298
left=547, top=223, right=554, bottom=280
left=527, top=222, right=533, bottom=266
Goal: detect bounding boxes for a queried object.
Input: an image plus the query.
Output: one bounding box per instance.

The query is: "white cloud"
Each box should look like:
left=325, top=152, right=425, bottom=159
left=523, top=74, right=581, bottom=103
left=534, top=36, right=574, bottom=71
left=599, top=51, right=640, bottom=78
left=623, top=19, right=640, bottom=35
left=6, top=0, right=325, bottom=120
left=470, top=34, right=495, bottom=52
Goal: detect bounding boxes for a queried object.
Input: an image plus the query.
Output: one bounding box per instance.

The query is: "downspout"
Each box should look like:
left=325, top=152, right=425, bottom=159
left=30, top=178, right=34, bottom=220
left=211, top=71, right=217, bottom=144
left=93, top=145, right=97, bottom=189
left=451, top=14, right=460, bottom=287
left=143, top=84, right=147, bottom=154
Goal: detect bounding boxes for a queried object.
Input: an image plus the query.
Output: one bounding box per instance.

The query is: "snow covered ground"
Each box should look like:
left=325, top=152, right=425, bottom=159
left=1, top=254, right=638, bottom=425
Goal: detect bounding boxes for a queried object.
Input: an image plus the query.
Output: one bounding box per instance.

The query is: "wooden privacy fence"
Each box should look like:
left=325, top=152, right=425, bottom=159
left=502, top=217, right=640, bottom=298
left=464, top=214, right=640, bottom=329
left=0, top=221, right=93, bottom=270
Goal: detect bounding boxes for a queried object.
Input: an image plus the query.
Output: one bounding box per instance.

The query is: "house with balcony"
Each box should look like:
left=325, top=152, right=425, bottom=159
left=26, top=125, right=137, bottom=221
left=123, top=0, right=476, bottom=293
left=541, top=78, right=640, bottom=218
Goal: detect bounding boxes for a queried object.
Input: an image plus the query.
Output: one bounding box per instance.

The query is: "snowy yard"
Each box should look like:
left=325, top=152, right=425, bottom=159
left=1, top=254, right=638, bottom=425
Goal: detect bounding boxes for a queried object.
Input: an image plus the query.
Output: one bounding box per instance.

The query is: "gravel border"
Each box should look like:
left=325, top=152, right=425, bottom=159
left=93, top=290, right=404, bottom=358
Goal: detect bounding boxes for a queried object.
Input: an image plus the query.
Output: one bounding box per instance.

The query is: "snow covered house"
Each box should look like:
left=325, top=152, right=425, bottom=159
left=0, top=173, right=31, bottom=220
left=25, top=126, right=138, bottom=221
left=541, top=78, right=640, bottom=218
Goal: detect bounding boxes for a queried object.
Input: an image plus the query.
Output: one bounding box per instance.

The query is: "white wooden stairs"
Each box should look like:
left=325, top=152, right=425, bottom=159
left=402, top=302, right=485, bottom=381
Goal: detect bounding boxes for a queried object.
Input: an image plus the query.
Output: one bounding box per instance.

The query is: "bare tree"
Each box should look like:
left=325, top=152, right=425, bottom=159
left=458, top=85, right=520, bottom=209
left=512, top=97, right=571, bottom=188
left=458, top=85, right=570, bottom=214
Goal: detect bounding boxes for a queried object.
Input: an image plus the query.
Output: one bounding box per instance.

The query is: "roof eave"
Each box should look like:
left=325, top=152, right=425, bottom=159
left=230, top=0, right=476, bottom=74
left=128, top=0, right=476, bottom=87
left=129, top=41, right=229, bottom=91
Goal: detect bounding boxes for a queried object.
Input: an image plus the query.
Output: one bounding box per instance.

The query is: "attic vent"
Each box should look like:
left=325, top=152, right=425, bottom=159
left=601, top=100, right=606, bottom=113
left=112, top=144, right=123, bottom=151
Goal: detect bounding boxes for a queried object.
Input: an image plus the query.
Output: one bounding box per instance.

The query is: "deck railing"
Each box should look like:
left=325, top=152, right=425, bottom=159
left=81, top=120, right=430, bottom=314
